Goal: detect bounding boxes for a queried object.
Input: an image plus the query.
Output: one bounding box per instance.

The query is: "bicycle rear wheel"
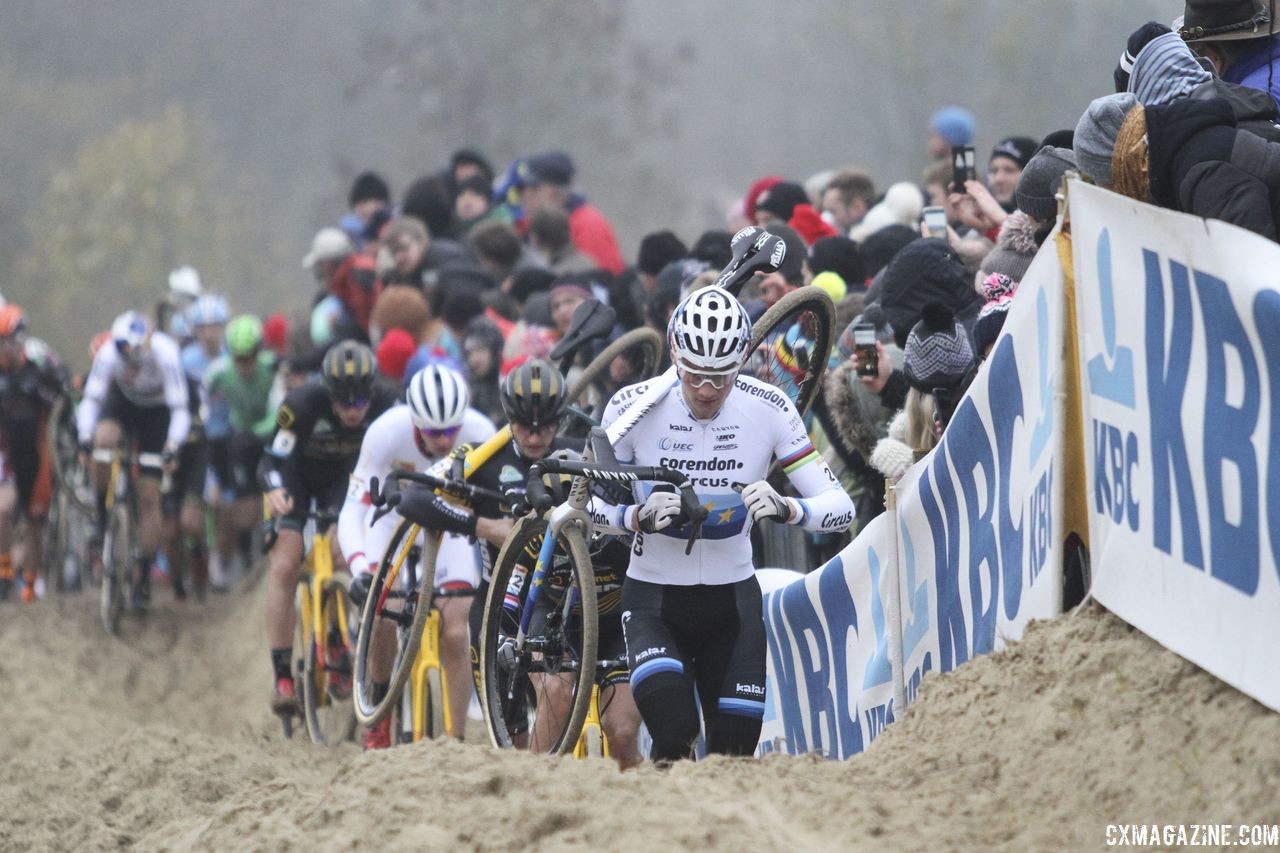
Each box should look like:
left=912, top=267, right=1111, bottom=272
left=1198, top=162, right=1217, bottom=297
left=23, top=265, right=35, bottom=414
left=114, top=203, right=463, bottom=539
left=302, top=576, right=359, bottom=746
left=480, top=516, right=596, bottom=755
left=744, top=285, right=837, bottom=419
left=567, top=327, right=664, bottom=414
left=100, top=502, right=131, bottom=635
left=353, top=518, right=438, bottom=726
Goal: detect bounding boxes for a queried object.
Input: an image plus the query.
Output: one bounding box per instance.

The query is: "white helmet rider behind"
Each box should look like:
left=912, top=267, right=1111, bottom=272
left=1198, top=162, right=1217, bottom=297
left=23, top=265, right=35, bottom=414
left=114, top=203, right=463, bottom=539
left=406, top=363, right=470, bottom=431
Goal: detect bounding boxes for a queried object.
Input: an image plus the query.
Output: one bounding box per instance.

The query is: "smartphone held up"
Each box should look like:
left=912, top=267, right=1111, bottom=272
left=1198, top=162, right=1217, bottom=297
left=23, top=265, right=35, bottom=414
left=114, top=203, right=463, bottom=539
left=951, top=144, right=975, bottom=191
left=853, top=323, right=878, bottom=377
left=922, top=205, right=947, bottom=241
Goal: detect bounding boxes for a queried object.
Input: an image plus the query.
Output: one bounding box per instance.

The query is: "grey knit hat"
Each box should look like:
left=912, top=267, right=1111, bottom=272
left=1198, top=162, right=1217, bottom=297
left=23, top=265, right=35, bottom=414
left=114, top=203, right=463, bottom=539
left=1015, top=146, right=1078, bottom=221
left=903, top=302, right=976, bottom=393
left=1075, top=93, right=1138, bottom=188
left=978, top=243, right=1033, bottom=284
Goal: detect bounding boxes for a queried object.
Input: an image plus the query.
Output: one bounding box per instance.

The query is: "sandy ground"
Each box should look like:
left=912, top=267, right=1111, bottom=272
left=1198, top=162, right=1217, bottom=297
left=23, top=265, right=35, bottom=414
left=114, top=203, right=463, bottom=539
left=1, top=576, right=1277, bottom=852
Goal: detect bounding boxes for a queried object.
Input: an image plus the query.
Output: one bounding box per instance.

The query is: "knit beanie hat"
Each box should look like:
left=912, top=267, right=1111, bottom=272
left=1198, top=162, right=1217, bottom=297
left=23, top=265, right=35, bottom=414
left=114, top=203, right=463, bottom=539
left=349, top=171, right=390, bottom=207
left=1075, top=93, right=1138, bottom=187
left=977, top=236, right=1034, bottom=284
left=376, top=327, right=416, bottom=383
left=1015, top=146, right=1078, bottom=221
left=755, top=181, right=809, bottom=223
left=744, top=176, right=784, bottom=222
left=930, top=106, right=976, bottom=146
left=1114, top=21, right=1173, bottom=93
left=972, top=273, right=1019, bottom=354
left=1130, top=32, right=1212, bottom=106
left=810, top=271, right=848, bottom=303
left=809, top=236, right=864, bottom=288
left=878, top=238, right=976, bottom=348
left=903, top=303, right=977, bottom=393
left=690, top=230, right=733, bottom=270
left=857, top=224, right=920, bottom=281
left=989, top=136, right=1038, bottom=171
left=637, top=230, right=688, bottom=276
left=788, top=203, right=838, bottom=245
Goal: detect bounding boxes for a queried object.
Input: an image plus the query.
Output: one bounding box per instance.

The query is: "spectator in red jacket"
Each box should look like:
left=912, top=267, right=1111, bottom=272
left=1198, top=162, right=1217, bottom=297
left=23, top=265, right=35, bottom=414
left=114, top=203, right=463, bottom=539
left=517, top=151, right=624, bottom=275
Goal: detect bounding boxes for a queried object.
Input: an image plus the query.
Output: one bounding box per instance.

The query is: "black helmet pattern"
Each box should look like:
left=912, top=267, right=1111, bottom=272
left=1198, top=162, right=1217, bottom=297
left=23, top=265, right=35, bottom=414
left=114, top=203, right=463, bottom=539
left=322, top=340, right=376, bottom=404
left=500, top=358, right=567, bottom=428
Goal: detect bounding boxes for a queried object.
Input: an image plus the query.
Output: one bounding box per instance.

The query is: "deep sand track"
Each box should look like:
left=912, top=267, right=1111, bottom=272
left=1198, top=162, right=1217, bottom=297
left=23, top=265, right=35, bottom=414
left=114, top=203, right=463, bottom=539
left=1, top=576, right=1277, bottom=852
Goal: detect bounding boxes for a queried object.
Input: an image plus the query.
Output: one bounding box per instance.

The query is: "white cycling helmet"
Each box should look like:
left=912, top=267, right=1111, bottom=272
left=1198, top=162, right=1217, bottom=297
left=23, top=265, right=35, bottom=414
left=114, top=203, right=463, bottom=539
left=406, top=364, right=470, bottom=431
left=168, top=265, right=203, bottom=300
left=667, top=286, right=751, bottom=372
left=187, top=293, right=230, bottom=327
left=110, top=310, right=152, bottom=361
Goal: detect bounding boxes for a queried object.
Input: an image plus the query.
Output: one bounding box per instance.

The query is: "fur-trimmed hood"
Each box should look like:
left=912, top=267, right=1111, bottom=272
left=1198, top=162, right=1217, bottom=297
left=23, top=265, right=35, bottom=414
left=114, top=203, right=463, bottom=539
left=822, top=350, right=904, bottom=459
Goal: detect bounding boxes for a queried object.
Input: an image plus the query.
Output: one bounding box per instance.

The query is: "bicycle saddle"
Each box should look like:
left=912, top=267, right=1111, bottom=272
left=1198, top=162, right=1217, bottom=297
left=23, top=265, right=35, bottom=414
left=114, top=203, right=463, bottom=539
left=549, top=298, right=616, bottom=362
left=713, top=226, right=787, bottom=297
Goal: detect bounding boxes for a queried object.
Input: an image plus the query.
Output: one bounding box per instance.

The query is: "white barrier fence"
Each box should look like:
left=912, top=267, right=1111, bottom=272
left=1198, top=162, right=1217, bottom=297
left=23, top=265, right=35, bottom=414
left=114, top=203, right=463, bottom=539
left=759, top=222, right=1068, bottom=758
left=759, top=179, right=1280, bottom=757
left=1071, top=181, right=1280, bottom=713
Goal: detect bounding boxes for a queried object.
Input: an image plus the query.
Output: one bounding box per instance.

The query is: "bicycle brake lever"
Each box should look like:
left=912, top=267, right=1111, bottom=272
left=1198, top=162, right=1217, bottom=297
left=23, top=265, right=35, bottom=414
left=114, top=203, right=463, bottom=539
left=685, top=517, right=702, bottom=555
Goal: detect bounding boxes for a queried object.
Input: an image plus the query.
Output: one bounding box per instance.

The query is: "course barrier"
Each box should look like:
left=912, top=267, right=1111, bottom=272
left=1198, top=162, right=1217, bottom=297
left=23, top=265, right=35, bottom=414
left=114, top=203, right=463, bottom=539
left=758, top=178, right=1280, bottom=758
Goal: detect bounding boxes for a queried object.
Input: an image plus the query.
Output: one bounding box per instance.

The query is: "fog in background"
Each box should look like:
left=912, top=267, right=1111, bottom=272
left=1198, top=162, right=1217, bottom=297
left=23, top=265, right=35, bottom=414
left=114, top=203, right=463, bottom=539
left=0, top=0, right=1170, bottom=365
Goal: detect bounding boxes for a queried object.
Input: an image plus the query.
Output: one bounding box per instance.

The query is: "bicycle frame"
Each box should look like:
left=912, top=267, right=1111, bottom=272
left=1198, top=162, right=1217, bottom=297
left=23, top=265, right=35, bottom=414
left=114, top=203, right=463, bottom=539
left=573, top=683, right=608, bottom=759
left=302, top=517, right=354, bottom=698
left=407, top=607, right=448, bottom=741
left=367, top=519, right=453, bottom=743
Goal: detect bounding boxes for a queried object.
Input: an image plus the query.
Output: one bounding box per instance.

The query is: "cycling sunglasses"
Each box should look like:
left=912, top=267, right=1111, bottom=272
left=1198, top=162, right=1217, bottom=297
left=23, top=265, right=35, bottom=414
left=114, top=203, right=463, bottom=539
left=334, top=396, right=371, bottom=410
left=419, top=425, right=461, bottom=440
left=677, top=365, right=738, bottom=390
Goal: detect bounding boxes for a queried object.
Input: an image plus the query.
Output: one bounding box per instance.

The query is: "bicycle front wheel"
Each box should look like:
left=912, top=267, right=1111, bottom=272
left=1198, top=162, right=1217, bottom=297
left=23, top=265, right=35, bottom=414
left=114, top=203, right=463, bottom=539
left=353, top=518, right=438, bottom=726
left=744, top=285, right=837, bottom=419
left=302, top=576, right=358, bottom=746
left=47, top=395, right=95, bottom=517
left=100, top=501, right=131, bottom=635
left=480, top=516, right=596, bottom=755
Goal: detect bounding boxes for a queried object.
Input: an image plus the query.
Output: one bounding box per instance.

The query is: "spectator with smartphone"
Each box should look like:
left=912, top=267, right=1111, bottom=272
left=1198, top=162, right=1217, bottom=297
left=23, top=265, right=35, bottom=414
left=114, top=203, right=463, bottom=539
left=868, top=303, right=977, bottom=482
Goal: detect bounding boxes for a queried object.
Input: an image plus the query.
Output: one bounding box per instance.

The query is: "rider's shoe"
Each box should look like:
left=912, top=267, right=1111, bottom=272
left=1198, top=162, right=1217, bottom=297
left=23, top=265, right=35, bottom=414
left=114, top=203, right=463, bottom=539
left=271, top=676, right=299, bottom=716
left=325, top=643, right=353, bottom=701
left=0, top=558, right=14, bottom=601
left=171, top=573, right=188, bottom=602
left=131, top=561, right=152, bottom=613
left=363, top=718, right=392, bottom=751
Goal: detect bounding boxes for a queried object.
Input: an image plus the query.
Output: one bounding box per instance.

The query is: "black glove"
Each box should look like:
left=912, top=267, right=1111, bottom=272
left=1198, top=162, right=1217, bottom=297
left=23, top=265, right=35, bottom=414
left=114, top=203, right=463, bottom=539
left=349, top=573, right=373, bottom=606
left=397, top=484, right=478, bottom=538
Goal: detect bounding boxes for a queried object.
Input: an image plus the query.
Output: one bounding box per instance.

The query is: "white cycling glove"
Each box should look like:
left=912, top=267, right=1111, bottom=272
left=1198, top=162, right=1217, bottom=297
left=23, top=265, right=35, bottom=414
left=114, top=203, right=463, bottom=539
left=634, top=490, right=682, bottom=533
left=741, top=480, right=800, bottom=524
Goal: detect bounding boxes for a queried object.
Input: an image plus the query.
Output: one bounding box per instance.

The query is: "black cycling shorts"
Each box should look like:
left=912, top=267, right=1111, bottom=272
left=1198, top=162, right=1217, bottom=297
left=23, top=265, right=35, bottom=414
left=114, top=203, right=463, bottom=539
left=162, top=437, right=209, bottom=516
left=217, top=431, right=265, bottom=500
left=278, top=461, right=349, bottom=532
left=99, top=384, right=171, bottom=462
left=621, top=575, right=766, bottom=750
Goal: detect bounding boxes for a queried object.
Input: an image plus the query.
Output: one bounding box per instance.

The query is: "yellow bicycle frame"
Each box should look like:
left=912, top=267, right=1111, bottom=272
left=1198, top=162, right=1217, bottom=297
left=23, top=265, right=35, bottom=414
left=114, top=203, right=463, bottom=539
left=572, top=684, right=611, bottom=759
left=410, top=607, right=449, bottom=740
left=381, top=522, right=454, bottom=742
left=298, top=524, right=351, bottom=707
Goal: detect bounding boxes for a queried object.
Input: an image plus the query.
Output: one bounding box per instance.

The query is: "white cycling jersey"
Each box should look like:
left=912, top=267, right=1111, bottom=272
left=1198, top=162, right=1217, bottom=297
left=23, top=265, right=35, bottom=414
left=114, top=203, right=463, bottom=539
left=601, top=372, right=853, bottom=586
left=76, top=331, right=190, bottom=449
left=337, top=404, right=495, bottom=587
